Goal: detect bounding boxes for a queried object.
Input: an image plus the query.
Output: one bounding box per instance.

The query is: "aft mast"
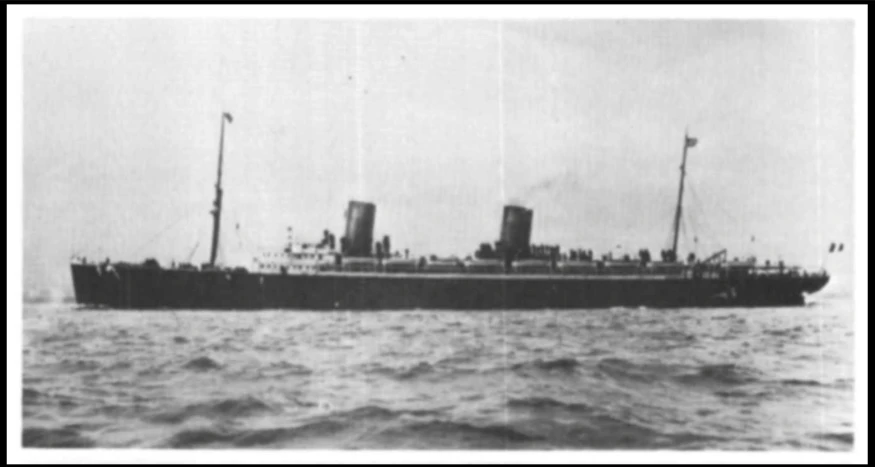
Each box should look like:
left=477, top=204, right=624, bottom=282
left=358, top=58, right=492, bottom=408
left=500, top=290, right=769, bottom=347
left=209, top=112, right=233, bottom=267
left=670, top=129, right=697, bottom=261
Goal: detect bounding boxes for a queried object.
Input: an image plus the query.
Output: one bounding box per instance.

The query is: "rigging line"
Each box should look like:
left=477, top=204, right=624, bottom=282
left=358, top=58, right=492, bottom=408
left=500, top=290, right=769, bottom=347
left=30, top=153, right=103, bottom=183
left=188, top=224, right=209, bottom=264
left=684, top=188, right=708, bottom=245
left=227, top=214, right=267, bottom=256
left=240, top=218, right=271, bottom=253
left=693, top=205, right=721, bottom=249
left=686, top=209, right=699, bottom=244
left=687, top=179, right=711, bottom=226
left=665, top=203, right=678, bottom=251
left=684, top=178, right=703, bottom=224
left=186, top=241, right=200, bottom=263
left=679, top=215, right=689, bottom=254
left=688, top=194, right=711, bottom=242
left=688, top=175, right=742, bottom=228
left=696, top=197, right=729, bottom=251
left=233, top=220, right=256, bottom=261
left=131, top=208, right=198, bottom=256
left=695, top=213, right=721, bottom=251
left=685, top=179, right=719, bottom=243
left=689, top=197, right=723, bottom=252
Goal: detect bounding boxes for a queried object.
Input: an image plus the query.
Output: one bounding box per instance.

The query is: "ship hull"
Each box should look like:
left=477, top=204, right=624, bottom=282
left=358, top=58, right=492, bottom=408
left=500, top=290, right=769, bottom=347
left=70, top=264, right=828, bottom=310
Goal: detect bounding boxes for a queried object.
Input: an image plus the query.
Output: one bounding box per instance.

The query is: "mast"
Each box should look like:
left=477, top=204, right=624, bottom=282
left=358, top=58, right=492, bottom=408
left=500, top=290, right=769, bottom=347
left=209, top=112, right=233, bottom=267
left=671, top=128, right=696, bottom=261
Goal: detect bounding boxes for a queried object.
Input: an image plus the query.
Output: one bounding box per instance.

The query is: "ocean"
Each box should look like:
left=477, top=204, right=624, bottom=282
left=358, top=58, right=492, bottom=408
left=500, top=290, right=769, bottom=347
left=22, top=292, right=854, bottom=450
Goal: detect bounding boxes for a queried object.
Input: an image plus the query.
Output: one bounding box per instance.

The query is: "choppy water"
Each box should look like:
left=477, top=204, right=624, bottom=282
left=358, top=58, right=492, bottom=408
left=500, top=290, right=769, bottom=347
left=22, top=293, right=854, bottom=450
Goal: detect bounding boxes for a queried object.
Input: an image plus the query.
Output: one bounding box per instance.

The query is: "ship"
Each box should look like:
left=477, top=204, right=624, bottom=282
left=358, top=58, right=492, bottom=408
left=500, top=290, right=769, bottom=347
left=70, top=113, right=830, bottom=310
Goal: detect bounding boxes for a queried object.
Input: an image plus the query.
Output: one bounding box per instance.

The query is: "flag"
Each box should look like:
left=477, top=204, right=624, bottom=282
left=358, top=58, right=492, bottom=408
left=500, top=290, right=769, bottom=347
left=223, top=112, right=233, bottom=123
left=685, top=136, right=698, bottom=148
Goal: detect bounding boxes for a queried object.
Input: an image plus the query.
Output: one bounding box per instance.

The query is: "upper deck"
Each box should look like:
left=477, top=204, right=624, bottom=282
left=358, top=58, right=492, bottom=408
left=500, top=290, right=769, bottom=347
left=74, top=254, right=826, bottom=283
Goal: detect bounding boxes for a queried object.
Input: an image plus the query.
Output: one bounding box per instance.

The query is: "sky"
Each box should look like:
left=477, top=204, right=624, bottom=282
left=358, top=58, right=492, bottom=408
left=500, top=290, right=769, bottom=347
left=23, top=19, right=855, bottom=294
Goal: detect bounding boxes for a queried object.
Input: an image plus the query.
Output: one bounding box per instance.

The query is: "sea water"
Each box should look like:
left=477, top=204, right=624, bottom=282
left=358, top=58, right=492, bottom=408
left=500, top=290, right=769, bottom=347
left=22, top=288, right=854, bottom=450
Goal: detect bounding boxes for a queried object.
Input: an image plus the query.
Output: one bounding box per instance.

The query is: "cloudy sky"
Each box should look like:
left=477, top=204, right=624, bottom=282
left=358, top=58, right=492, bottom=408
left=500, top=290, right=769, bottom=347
left=23, top=19, right=854, bottom=293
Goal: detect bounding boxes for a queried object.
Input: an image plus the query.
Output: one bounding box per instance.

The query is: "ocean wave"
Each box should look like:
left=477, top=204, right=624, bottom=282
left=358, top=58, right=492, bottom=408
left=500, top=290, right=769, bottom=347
left=36, top=331, right=89, bottom=345
left=148, top=396, right=275, bottom=424
left=326, top=405, right=399, bottom=422
left=182, top=356, right=222, bottom=371
left=506, top=395, right=723, bottom=449
left=136, top=361, right=174, bottom=377
left=508, top=397, right=709, bottom=449
left=537, top=412, right=666, bottom=449
left=106, top=360, right=133, bottom=371
left=596, top=358, right=677, bottom=382
left=287, top=396, right=318, bottom=408
left=813, top=432, right=854, bottom=445
left=360, top=361, right=466, bottom=382
left=200, top=396, right=275, bottom=417
left=780, top=378, right=823, bottom=387
left=166, top=405, right=445, bottom=448
left=374, top=420, right=540, bottom=449
left=460, top=393, right=485, bottom=403
left=208, top=343, right=247, bottom=353
left=434, top=354, right=475, bottom=367
left=23, top=388, right=43, bottom=405
left=23, top=427, right=95, bottom=448
left=165, top=427, right=237, bottom=448
left=232, top=420, right=347, bottom=447
left=832, top=378, right=854, bottom=389
left=641, top=329, right=698, bottom=342
left=511, top=357, right=581, bottom=375
left=764, top=326, right=804, bottom=338
left=24, top=389, right=82, bottom=409
left=677, top=363, right=761, bottom=386
left=330, top=405, right=443, bottom=422
left=56, top=359, right=102, bottom=373
left=358, top=362, right=396, bottom=377
left=715, top=389, right=758, bottom=399
left=259, top=361, right=312, bottom=377
left=563, top=410, right=724, bottom=449
left=86, top=402, right=152, bottom=418
left=396, top=362, right=436, bottom=380
left=507, top=397, right=592, bottom=414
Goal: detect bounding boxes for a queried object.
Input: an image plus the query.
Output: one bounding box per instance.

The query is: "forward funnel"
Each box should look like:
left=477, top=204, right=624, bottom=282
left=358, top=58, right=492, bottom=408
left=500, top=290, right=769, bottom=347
left=343, top=200, right=376, bottom=257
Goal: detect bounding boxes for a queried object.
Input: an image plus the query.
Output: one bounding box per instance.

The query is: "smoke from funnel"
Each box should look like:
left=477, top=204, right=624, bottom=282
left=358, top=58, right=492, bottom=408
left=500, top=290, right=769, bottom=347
left=516, top=171, right=579, bottom=201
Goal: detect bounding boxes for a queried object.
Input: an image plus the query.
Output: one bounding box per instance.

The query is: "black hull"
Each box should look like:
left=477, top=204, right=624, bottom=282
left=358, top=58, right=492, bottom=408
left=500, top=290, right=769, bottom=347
left=70, top=264, right=829, bottom=310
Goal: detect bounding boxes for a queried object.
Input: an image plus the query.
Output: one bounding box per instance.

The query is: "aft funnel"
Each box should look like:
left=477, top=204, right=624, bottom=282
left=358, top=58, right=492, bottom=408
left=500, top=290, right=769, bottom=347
left=499, top=205, right=533, bottom=254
